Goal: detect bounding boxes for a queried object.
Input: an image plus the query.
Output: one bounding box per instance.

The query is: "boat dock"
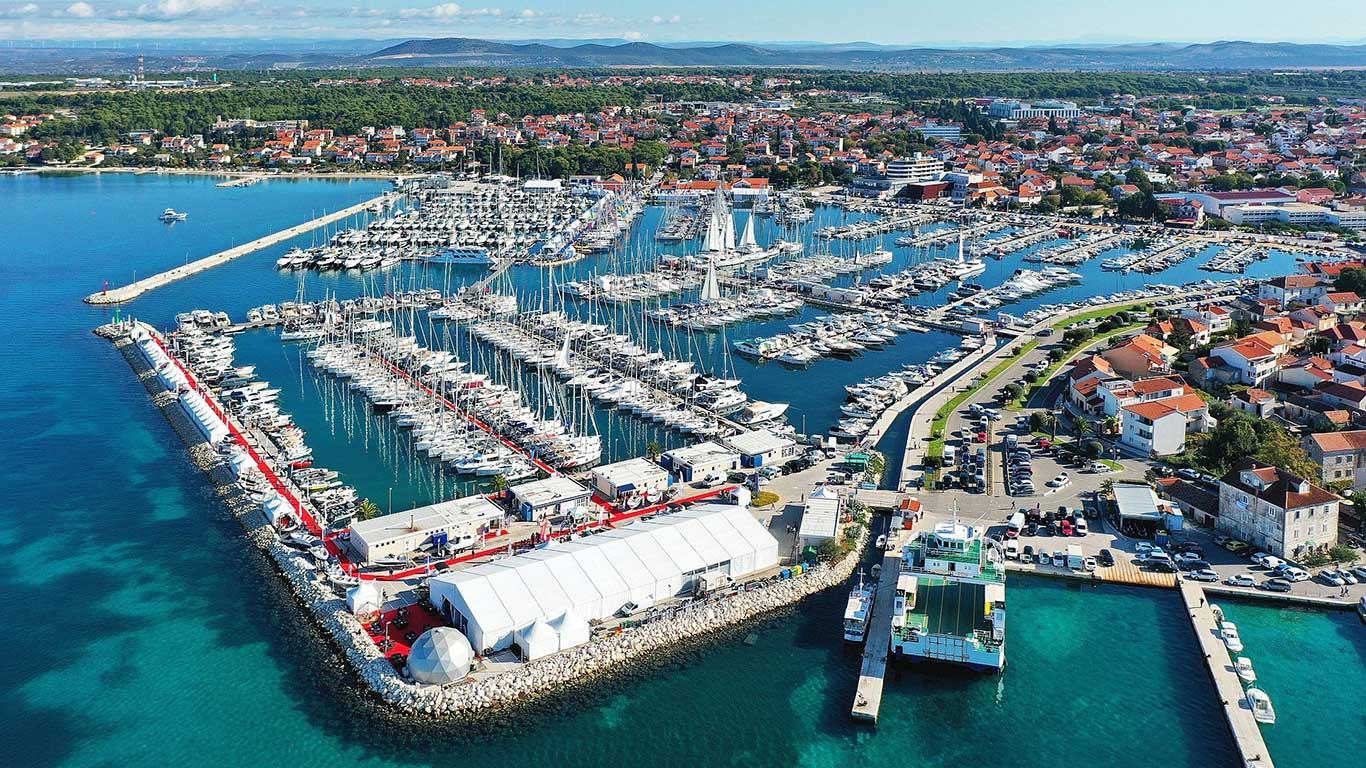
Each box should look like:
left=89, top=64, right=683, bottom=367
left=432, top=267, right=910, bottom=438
left=851, top=525, right=908, bottom=724
left=217, top=175, right=266, bottom=188
left=1179, top=580, right=1275, bottom=768
left=84, top=193, right=390, bottom=305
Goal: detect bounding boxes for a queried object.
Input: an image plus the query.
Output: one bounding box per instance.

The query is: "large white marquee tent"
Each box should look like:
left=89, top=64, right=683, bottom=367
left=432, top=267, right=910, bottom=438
left=427, top=505, right=779, bottom=655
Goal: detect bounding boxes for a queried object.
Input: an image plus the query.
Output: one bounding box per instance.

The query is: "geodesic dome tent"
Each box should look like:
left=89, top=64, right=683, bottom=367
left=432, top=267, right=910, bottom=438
left=407, top=627, right=473, bottom=685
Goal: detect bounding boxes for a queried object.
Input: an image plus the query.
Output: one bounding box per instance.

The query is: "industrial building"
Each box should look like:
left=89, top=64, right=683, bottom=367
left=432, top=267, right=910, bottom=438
left=659, top=440, right=740, bottom=482
left=590, top=457, right=671, bottom=501
left=427, top=505, right=780, bottom=654
left=724, top=429, right=799, bottom=467
left=348, top=495, right=505, bottom=563
left=508, top=475, right=593, bottom=522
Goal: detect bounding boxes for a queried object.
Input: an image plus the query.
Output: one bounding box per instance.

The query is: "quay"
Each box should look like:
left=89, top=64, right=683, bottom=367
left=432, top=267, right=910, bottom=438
left=1179, top=580, right=1275, bottom=768
left=84, top=192, right=391, bottom=305
left=851, top=523, right=909, bottom=723
left=217, top=174, right=266, bottom=188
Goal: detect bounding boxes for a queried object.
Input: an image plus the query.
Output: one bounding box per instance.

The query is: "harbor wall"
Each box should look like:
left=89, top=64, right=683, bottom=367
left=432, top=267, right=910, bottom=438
left=85, top=192, right=390, bottom=305
left=103, top=321, right=866, bottom=716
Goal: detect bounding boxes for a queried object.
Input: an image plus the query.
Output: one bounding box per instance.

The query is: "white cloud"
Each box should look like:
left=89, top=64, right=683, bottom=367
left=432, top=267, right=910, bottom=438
left=651, top=15, right=680, bottom=24
left=621, top=29, right=641, bottom=40
left=65, top=2, right=95, bottom=17
left=135, top=0, right=244, bottom=21
left=2, top=2, right=40, bottom=17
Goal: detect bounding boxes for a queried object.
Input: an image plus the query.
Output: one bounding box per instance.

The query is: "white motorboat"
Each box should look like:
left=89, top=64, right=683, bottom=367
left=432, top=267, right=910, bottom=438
left=1221, top=621, right=1244, bottom=653
left=843, top=573, right=875, bottom=643
left=1235, top=656, right=1257, bottom=684
left=1245, top=687, right=1276, bottom=724
left=159, top=207, right=188, bottom=222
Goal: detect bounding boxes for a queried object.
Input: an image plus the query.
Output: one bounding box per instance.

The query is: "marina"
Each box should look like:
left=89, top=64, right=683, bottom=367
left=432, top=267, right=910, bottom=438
left=9, top=170, right=1364, bottom=768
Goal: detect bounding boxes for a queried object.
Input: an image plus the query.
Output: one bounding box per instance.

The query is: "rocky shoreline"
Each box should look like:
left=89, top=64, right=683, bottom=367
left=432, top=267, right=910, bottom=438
left=106, top=324, right=868, bottom=717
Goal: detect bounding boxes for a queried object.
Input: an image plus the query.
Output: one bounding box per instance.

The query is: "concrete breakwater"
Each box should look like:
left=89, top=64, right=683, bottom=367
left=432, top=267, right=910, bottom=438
left=104, top=321, right=865, bottom=716
left=85, top=193, right=390, bottom=305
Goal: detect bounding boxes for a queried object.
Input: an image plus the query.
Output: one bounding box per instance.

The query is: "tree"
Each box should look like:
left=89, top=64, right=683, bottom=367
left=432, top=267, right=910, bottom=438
left=645, top=440, right=662, bottom=462
left=1102, top=416, right=1120, bottom=435
left=1030, top=412, right=1058, bottom=438
left=1074, top=418, right=1095, bottom=441
left=1333, top=267, right=1366, bottom=297
left=1002, top=383, right=1024, bottom=402
left=1200, top=416, right=1261, bottom=473
left=356, top=499, right=381, bottom=522
left=489, top=474, right=508, bottom=494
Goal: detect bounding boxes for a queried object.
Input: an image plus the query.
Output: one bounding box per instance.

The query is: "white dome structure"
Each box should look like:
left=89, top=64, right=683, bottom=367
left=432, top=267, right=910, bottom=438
left=346, top=582, right=382, bottom=615
left=407, top=627, right=473, bottom=685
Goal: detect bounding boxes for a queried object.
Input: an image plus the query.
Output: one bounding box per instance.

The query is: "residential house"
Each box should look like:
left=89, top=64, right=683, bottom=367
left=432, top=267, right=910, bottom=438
left=1100, top=334, right=1178, bottom=380
left=1304, top=430, right=1366, bottom=491
left=1118, top=393, right=1212, bottom=457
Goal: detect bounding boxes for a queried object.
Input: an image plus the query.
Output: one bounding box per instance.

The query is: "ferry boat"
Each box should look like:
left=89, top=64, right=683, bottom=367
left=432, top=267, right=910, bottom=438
left=159, top=208, right=188, bottom=222
left=843, top=572, right=875, bottom=643
left=890, top=520, right=1006, bottom=672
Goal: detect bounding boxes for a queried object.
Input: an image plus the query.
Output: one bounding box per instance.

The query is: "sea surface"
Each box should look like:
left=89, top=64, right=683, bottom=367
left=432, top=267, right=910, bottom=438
left=1, top=172, right=1359, bottom=767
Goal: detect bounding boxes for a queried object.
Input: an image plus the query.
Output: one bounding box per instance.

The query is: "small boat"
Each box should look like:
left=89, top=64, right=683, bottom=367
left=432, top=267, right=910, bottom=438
left=1357, top=595, right=1366, bottom=623
left=1236, top=657, right=1257, bottom=684
left=159, top=207, right=188, bottom=222
left=1221, top=621, right=1244, bottom=653
left=1245, top=687, right=1276, bottom=724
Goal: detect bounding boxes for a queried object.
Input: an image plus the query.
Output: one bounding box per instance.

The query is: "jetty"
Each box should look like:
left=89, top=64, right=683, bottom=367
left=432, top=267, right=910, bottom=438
left=84, top=193, right=390, bottom=305
left=217, top=174, right=266, bottom=188
left=851, top=524, right=908, bottom=724
left=1179, top=581, right=1275, bottom=768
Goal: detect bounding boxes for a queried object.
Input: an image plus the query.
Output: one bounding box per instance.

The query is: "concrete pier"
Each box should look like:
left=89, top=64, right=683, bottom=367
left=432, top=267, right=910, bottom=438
left=84, top=193, right=389, bottom=305
left=851, top=526, right=908, bottom=724
left=1179, top=581, right=1275, bottom=768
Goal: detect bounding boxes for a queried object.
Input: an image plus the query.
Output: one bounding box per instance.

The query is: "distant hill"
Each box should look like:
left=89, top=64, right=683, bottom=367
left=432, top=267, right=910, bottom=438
left=365, top=37, right=1366, bottom=71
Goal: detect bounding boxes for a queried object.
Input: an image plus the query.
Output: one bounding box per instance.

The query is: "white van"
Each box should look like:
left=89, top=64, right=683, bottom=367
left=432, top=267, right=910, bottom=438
left=943, top=444, right=957, bottom=466
left=1073, top=515, right=1089, bottom=536
left=1005, top=539, right=1020, bottom=560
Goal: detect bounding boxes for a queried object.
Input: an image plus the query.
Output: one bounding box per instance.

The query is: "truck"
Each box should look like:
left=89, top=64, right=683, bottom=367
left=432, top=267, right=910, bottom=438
left=1066, top=544, right=1085, bottom=571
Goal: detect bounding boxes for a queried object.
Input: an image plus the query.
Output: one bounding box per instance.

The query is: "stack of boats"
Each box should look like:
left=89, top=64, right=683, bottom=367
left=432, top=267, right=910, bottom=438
left=306, top=327, right=598, bottom=476
left=733, top=310, right=931, bottom=366
left=561, top=270, right=701, bottom=304
left=1025, top=232, right=1128, bottom=265
left=1101, top=235, right=1209, bottom=273
left=648, top=288, right=803, bottom=330
left=168, top=328, right=365, bottom=527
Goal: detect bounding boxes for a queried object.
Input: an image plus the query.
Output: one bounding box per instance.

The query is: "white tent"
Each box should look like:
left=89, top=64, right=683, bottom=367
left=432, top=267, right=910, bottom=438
left=407, top=627, right=473, bottom=685
left=346, top=582, right=382, bottom=615
left=516, top=619, right=560, bottom=661
left=261, top=494, right=293, bottom=527
left=427, top=505, right=781, bottom=654
left=549, top=610, right=591, bottom=653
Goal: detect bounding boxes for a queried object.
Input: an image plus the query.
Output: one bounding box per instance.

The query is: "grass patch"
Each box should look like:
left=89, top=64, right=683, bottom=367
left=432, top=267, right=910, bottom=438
left=1055, top=303, right=1148, bottom=330
left=750, top=490, right=780, bottom=507
left=1017, top=322, right=1145, bottom=407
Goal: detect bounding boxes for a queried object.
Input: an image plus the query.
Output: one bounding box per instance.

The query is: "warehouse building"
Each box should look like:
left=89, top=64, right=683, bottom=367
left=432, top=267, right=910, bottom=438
left=590, top=457, right=671, bottom=501
left=508, top=475, right=593, bottom=522
left=659, top=441, right=740, bottom=482
left=427, top=505, right=780, bottom=654
left=724, top=429, right=799, bottom=467
left=349, top=495, right=505, bottom=563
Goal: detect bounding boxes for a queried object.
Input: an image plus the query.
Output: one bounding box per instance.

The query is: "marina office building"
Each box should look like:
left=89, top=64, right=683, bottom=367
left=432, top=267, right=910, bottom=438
left=428, top=505, right=780, bottom=654
left=659, top=440, right=741, bottom=483
left=508, top=475, right=593, bottom=522
left=1216, top=458, right=1341, bottom=558
left=590, top=457, right=672, bottom=501
left=349, top=496, right=505, bottom=563
left=723, top=428, right=799, bottom=468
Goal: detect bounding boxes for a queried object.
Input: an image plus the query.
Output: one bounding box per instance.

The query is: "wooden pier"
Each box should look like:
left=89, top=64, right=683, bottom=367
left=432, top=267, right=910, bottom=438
left=84, top=193, right=390, bottom=305
left=851, top=528, right=907, bottom=724
left=1179, top=580, right=1275, bottom=768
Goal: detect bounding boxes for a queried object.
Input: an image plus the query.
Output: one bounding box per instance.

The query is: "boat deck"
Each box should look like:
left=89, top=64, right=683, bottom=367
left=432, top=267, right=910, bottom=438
left=1179, top=580, right=1275, bottom=768
left=894, top=576, right=992, bottom=640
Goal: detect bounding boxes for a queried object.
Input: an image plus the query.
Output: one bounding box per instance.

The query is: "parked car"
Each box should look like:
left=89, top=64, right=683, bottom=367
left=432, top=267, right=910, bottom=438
left=1259, top=577, right=1293, bottom=592
left=1174, top=551, right=1203, bottom=564
left=1148, top=560, right=1177, bottom=573
left=1176, top=467, right=1199, bottom=481
left=1098, top=549, right=1115, bottom=567
left=1051, top=550, right=1066, bottom=567
left=1226, top=574, right=1258, bottom=587
left=1334, top=568, right=1358, bottom=585
left=1187, top=569, right=1220, bottom=582
left=1283, top=567, right=1310, bottom=582
left=1082, top=556, right=1097, bottom=572
left=1046, top=473, right=1070, bottom=488
left=1319, top=571, right=1346, bottom=587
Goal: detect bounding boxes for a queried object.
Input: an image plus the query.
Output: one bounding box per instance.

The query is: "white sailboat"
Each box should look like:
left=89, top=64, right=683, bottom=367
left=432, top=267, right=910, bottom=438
left=700, top=258, right=721, bottom=303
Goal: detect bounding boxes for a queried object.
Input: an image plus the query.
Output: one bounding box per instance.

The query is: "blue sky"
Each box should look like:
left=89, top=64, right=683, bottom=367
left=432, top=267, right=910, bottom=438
left=3, top=0, right=1365, bottom=43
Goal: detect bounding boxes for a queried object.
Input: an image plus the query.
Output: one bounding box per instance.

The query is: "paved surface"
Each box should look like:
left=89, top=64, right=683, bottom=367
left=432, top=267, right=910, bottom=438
left=1180, top=580, right=1275, bottom=768
left=851, top=522, right=907, bottom=724
left=85, top=193, right=390, bottom=304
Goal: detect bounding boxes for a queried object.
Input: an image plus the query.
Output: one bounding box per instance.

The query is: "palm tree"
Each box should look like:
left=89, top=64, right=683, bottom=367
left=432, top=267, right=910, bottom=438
left=1102, top=416, right=1119, bottom=436
left=489, top=474, right=508, bottom=495
left=1074, top=417, right=1094, bottom=441
left=645, top=440, right=662, bottom=462
left=356, top=499, right=381, bottom=521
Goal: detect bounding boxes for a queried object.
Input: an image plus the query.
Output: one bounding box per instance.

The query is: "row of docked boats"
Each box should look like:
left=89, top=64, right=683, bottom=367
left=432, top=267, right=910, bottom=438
left=561, top=269, right=702, bottom=304
left=306, top=326, right=596, bottom=476
left=732, top=309, right=932, bottom=367
left=1100, top=234, right=1210, bottom=273
left=647, top=288, right=804, bottom=331
left=1023, top=232, right=1129, bottom=265
left=467, top=315, right=745, bottom=438
left=1212, top=605, right=1276, bottom=726
left=818, top=210, right=938, bottom=240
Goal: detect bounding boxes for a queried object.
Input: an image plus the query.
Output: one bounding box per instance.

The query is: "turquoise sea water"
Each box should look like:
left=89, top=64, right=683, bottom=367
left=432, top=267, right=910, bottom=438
left=1, top=173, right=1358, bottom=767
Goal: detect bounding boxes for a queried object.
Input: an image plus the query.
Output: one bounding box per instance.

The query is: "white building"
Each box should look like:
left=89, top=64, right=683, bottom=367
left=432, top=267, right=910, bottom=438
left=660, top=441, right=740, bottom=483
left=798, top=485, right=842, bottom=548
left=1217, top=459, right=1340, bottom=558
left=590, top=457, right=671, bottom=501
left=986, top=99, right=1080, bottom=121
left=723, top=428, right=798, bottom=468
left=349, top=495, right=504, bottom=563
left=428, top=505, right=780, bottom=653
left=508, top=475, right=593, bottom=522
